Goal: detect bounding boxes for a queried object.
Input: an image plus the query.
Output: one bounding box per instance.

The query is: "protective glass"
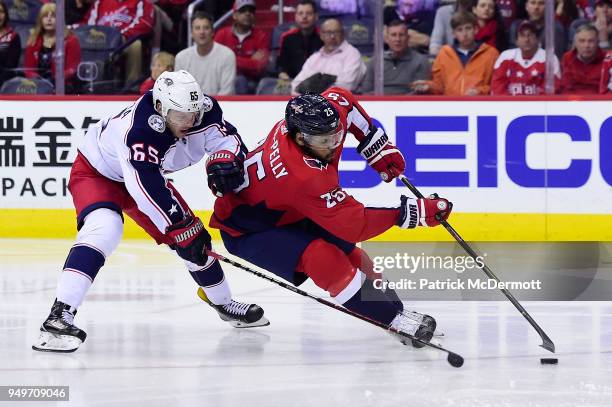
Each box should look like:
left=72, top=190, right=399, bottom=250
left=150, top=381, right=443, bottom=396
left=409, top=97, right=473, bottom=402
left=166, top=109, right=198, bottom=127
left=302, top=126, right=344, bottom=149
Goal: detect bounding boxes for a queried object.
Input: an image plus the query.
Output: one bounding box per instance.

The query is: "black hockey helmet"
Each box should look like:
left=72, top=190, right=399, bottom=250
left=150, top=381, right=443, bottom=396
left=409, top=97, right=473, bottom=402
left=285, top=93, right=340, bottom=137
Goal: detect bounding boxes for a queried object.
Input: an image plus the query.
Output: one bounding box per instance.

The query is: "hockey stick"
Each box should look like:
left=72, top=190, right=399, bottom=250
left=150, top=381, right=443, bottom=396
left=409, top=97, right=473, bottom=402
left=206, top=249, right=464, bottom=368
left=398, top=174, right=555, bottom=353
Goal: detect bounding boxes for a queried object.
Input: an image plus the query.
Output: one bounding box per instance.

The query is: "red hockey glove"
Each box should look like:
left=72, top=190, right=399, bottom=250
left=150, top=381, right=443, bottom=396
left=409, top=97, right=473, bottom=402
left=206, top=150, right=244, bottom=197
left=166, top=216, right=211, bottom=265
left=397, top=194, right=452, bottom=228
left=357, top=127, right=405, bottom=182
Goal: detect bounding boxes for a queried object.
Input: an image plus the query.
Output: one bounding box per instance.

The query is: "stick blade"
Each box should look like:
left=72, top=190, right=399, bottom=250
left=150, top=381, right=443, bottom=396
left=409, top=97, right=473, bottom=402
left=539, top=332, right=555, bottom=353
left=540, top=340, right=555, bottom=353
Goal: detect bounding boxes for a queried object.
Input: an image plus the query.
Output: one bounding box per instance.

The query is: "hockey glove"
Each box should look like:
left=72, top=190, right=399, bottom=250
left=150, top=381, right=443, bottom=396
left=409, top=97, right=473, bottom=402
left=357, top=127, right=405, bottom=182
left=166, top=216, right=211, bottom=266
left=397, top=194, right=452, bottom=228
left=206, top=150, right=245, bottom=197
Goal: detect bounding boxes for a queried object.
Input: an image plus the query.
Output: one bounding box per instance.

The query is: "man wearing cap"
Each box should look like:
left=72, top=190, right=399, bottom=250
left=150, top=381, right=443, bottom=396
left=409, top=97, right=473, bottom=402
left=491, top=19, right=560, bottom=95
left=560, top=23, right=606, bottom=95
left=215, top=0, right=270, bottom=93
left=508, top=0, right=566, bottom=58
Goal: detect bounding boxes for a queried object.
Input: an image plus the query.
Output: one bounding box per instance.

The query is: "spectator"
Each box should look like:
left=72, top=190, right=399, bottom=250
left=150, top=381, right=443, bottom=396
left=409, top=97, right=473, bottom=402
left=413, top=12, right=499, bottom=95
left=429, top=0, right=473, bottom=56
left=0, top=0, right=20, bottom=87
left=509, top=0, right=566, bottom=58
left=594, top=0, right=611, bottom=50
left=385, top=0, right=439, bottom=51
left=25, top=3, right=81, bottom=88
left=360, top=19, right=431, bottom=94
left=291, top=18, right=366, bottom=94
left=277, top=0, right=322, bottom=80
left=561, top=23, right=606, bottom=94
left=600, top=50, right=612, bottom=92
left=491, top=20, right=560, bottom=95
left=175, top=11, right=236, bottom=95
left=84, top=0, right=155, bottom=84
left=473, top=0, right=508, bottom=51
left=215, top=0, right=269, bottom=94
left=139, top=51, right=174, bottom=93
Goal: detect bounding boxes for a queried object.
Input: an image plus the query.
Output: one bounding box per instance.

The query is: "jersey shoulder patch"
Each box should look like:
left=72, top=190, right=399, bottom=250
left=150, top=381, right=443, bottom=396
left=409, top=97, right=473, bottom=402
left=148, top=114, right=166, bottom=133
left=201, top=95, right=214, bottom=113
left=195, top=95, right=223, bottom=129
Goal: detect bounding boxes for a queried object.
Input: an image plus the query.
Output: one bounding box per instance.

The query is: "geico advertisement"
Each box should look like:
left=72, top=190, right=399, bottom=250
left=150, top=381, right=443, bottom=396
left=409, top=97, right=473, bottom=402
left=0, top=99, right=610, bottom=214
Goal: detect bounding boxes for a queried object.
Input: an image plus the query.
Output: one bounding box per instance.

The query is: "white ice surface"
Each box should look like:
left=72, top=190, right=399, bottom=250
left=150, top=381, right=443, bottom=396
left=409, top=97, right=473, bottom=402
left=1, top=239, right=611, bottom=407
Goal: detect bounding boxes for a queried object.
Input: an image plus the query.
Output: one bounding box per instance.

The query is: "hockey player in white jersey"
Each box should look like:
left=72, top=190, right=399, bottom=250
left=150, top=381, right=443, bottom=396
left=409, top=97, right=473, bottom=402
left=33, top=70, right=269, bottom=353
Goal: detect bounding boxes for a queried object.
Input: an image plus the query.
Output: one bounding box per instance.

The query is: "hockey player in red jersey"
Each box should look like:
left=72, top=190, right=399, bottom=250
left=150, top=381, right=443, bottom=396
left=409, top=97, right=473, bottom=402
left=211, top=87, right=453, bottom=347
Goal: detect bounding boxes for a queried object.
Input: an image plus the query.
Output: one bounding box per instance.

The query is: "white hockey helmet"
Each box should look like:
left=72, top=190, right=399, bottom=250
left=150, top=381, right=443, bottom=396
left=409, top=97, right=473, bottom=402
left=153, top=70, right=204, bottom=126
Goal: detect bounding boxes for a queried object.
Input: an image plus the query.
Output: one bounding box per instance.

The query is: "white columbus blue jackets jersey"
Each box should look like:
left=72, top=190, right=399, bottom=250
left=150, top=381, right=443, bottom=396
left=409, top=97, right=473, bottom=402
left=78, top=91, right=244, bottom=234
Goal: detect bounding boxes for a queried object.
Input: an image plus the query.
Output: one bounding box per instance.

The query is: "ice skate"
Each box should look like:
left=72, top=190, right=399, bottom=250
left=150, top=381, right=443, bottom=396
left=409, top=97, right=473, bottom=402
left=197, top=287, right=270, bottom=328
left=389, top=310, right=436, bottom=348
left=32, top=299, right=87, bottom=353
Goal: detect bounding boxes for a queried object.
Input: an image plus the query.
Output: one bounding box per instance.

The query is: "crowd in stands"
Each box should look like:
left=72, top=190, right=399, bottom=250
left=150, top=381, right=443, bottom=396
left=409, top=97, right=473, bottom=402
left=0, top=0, right=610, bottom=95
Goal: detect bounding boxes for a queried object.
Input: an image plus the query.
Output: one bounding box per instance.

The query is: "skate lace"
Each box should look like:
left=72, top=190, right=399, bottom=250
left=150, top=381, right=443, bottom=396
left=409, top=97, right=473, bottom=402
left=61, top=309, right=75, bottom=326
left=401, top=310, right=424, bottom=324
left=390, top=313, right=420, bottom=336
left=222, top=301, right=250, bottom=316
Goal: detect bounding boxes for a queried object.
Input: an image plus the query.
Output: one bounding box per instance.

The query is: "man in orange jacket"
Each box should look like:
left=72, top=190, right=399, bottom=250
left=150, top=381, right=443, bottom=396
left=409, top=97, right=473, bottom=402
left=412, top=12, right=499, bottom=95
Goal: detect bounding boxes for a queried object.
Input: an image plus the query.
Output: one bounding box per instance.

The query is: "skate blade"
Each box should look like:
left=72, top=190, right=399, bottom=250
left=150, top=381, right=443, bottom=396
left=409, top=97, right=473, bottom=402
left=32, top=331, right=82, bottom=353
left=228, top=316, right=270, bottom=329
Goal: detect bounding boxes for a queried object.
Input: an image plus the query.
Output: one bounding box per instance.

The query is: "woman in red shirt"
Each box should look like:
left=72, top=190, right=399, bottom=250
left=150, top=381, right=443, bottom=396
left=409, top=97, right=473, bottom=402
left=472, top=0, right=508, bottom=51
left=24, top=2, right=81, bottom=90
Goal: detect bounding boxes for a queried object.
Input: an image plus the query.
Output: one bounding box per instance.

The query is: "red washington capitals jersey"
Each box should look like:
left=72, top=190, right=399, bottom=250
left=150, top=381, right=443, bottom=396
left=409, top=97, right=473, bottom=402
left=491, top=48, right=560, bottom=95
left=210, top=87, right=401, bottom=243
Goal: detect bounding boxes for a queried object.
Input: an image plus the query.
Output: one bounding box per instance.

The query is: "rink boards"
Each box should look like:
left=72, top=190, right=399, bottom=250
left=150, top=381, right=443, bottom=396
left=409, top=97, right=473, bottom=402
left=0, top=96, right=610, bottom=241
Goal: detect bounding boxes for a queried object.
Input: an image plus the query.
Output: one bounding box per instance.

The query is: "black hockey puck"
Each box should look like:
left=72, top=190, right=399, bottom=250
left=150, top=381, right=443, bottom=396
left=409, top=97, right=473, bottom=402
left=540, top=358, right=558, bottom=365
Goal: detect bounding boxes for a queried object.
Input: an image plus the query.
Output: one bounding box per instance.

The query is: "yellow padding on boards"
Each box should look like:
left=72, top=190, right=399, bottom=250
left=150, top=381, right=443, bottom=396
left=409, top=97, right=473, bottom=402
left=0, top=209, right=611, bottom=241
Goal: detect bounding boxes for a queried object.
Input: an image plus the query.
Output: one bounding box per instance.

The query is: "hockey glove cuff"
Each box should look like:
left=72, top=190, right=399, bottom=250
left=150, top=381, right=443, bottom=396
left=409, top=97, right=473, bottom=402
left=357, top=127, right=405, bottom=182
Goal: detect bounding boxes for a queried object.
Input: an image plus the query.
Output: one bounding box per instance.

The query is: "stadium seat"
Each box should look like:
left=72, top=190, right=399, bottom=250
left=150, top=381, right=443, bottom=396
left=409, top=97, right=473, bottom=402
left=5, top=0, right=39, bottom=25
left=0, top=77, right=54, bottom=94
left=341, top=17, right=373, bottom=47
left=72, top=25, right=124, bottom=94
left=255, top=77, right=292, bottom=95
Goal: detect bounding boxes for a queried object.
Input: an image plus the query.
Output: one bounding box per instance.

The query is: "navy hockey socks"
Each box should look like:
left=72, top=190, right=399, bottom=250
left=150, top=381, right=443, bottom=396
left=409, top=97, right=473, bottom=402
left=188, top=259, right=225, bottom=287
left=342, top=278, right=401, bottom=326
left=62, top=244, right=105, bottom=282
